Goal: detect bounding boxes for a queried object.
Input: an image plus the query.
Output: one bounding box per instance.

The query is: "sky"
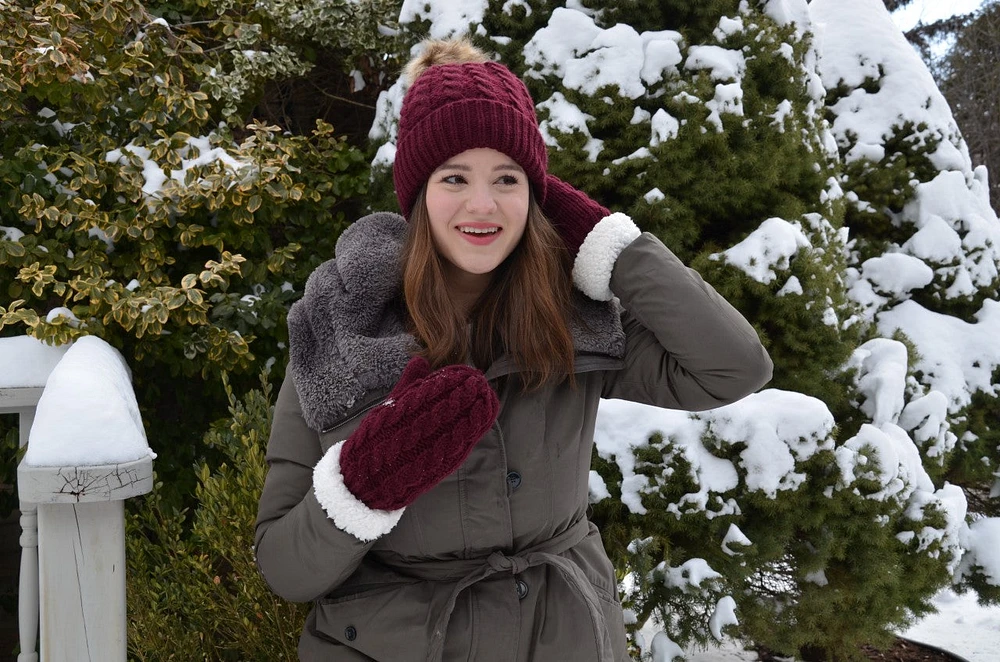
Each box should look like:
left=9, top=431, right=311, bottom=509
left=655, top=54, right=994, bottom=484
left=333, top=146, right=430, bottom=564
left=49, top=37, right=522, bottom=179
left=891, top=0, right=988, bottom=31
left=889, top=0, right=989, bottom=61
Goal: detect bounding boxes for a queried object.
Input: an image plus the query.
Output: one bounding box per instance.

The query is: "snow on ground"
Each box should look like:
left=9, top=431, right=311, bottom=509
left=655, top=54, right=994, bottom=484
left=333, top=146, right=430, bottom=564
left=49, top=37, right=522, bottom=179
left=638, top=588, right=1000, bottom=661
left=900, top=589, right=1000, bottom=662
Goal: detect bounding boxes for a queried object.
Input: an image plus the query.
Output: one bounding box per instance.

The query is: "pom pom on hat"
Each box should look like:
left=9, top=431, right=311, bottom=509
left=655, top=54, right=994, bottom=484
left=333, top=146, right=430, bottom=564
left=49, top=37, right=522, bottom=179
left=403, top=39, right=490, bottom=85
left=393, top=39, right=548, bottom=218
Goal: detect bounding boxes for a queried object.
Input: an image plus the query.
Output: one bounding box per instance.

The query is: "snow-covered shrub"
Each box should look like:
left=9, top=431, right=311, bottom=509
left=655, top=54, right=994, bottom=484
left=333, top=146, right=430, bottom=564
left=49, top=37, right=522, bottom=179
left=370, top=0, right=1000, bottom=659
left=0, top=0, right=373, bottom=489
left=126, top=372, right=308, bottom=660
left=593, top=387, right=964, bottom=658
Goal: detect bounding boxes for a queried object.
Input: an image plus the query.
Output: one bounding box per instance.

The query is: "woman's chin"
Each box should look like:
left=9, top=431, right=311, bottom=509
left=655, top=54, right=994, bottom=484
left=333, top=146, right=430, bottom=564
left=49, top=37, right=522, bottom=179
left=451, top=258, right=503, bottom=277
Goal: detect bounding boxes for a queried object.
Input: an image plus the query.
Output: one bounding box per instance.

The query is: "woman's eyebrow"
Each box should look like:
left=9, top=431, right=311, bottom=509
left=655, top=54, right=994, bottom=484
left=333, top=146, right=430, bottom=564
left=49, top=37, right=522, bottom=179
left=433, top=162, right=525, bottom=173
left=434, top=162, right=471, bottom=172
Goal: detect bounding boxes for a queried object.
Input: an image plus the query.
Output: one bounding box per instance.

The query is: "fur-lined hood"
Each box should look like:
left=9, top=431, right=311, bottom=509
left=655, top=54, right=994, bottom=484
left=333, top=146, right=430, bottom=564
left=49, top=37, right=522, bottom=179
left=286, top=212, right=624, bottom=432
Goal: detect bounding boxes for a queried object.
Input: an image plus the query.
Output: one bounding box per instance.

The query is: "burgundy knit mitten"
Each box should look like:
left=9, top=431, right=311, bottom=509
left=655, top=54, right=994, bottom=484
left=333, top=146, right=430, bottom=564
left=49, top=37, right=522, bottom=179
left=338, top=356, right=499, bottom=511
left=541, top=174, right=611, bottom=258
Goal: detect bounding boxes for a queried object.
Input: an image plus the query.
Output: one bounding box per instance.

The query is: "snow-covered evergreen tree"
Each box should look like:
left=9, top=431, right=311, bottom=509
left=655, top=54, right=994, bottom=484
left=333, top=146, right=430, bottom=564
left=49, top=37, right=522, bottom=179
left=370, top=0, right=1000, bottom=659
left=813, top=0, right=1000, bottom=607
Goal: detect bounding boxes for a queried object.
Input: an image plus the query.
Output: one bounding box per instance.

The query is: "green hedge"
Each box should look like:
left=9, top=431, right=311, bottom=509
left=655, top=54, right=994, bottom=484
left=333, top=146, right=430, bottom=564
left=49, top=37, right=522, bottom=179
left=127, top=372, right=308, bottom=661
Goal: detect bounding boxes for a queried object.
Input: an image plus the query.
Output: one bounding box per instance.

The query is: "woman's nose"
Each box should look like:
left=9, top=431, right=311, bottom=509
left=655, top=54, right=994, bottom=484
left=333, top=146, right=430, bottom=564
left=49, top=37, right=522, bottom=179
left=465, top=183, right=498, bottom=214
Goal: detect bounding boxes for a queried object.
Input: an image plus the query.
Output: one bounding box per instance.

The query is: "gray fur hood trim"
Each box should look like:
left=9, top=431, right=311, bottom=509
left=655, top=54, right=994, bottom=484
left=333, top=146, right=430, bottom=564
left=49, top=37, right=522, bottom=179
left=287, top=212, right=625, bottom=432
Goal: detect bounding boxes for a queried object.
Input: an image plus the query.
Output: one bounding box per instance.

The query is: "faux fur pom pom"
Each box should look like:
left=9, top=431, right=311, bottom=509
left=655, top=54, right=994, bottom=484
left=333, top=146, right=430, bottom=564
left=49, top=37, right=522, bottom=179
left=404, top=38, right=490, bottom=85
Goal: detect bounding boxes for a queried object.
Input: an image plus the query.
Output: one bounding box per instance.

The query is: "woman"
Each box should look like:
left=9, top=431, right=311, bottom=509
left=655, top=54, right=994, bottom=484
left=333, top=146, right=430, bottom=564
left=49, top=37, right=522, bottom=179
left=255, top=38, right=772, bottom=662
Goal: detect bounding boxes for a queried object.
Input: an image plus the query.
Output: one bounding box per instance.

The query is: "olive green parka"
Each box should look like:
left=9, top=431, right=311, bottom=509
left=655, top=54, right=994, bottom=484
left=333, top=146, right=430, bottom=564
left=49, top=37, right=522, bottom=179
left=255, top=212, right=772, bottom=661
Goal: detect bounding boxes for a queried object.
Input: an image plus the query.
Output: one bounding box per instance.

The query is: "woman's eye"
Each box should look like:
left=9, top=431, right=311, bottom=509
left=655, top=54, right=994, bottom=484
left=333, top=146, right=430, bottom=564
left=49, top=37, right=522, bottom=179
left=441, top=174, right=466, bottom=185
left=497, top=175, right=521, bottom=186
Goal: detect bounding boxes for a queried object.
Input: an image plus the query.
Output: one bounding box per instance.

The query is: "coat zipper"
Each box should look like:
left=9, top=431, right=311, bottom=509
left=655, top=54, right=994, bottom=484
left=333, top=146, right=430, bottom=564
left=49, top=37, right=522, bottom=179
left=320, top=396, right=386, bottom=435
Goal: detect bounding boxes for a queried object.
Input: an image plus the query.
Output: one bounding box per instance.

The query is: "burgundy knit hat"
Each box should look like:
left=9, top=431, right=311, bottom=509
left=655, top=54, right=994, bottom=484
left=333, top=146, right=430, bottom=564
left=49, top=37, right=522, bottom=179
left=393, top=43, right=548, bottom=219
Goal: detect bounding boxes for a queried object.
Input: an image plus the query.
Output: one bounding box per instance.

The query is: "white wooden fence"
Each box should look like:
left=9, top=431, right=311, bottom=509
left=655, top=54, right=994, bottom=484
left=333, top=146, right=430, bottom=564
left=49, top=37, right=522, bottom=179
left=1, top=385, right=41, bottom=662
left=0, top=337, right=152, bottom=662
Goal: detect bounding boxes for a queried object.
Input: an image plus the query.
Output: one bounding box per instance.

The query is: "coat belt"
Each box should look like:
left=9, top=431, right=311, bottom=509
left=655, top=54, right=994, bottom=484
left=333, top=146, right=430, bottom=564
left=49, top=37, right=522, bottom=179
left=390, top=517, right=616, bottom=662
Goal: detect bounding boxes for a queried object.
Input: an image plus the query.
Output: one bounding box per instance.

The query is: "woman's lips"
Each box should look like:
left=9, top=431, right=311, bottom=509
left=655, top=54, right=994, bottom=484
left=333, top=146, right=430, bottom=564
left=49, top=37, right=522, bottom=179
left=457, top=225, right=502, bottom=245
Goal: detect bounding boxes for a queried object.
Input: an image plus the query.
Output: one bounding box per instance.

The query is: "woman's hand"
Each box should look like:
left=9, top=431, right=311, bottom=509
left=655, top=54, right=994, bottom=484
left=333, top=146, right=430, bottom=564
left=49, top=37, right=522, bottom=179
left=337, top=356, right=500, bottom=511
left=542, top=174, right=642, bottom=301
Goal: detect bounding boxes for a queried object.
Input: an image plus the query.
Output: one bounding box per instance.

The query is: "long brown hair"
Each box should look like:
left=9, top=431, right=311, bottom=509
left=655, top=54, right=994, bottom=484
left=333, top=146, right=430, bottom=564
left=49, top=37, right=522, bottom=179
left=401, top=187, right=576, bottom=389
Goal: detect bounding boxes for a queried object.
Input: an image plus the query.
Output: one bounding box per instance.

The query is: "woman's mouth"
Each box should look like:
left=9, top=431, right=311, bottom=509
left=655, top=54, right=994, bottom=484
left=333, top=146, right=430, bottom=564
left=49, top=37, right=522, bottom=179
left=457, top=225, right=502, bottom=245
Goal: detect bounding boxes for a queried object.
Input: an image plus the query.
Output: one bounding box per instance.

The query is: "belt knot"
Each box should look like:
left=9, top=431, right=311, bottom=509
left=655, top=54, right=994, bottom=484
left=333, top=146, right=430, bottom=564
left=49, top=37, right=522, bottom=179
left=486, top=550, right=528, bottom=575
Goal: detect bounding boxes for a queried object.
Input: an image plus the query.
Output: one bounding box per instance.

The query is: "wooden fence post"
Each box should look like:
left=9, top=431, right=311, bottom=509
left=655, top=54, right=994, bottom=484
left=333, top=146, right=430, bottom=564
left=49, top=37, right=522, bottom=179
left=17, top=459, right=152, bottom=662
left=3, top=335, right=151, bottom=662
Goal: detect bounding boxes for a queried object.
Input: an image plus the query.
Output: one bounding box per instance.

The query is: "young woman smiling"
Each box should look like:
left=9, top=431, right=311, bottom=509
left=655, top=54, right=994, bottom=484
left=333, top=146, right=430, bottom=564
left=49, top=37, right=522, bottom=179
left=255, top=38, right=773, bottom=662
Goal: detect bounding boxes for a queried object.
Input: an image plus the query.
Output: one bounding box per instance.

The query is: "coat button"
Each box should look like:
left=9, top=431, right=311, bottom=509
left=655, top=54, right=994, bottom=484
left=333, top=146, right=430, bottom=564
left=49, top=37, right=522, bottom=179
left=506, top=471, right=522, bottom=491
left=345, top=626, right=357, bottom=641
left=515, top=579, right=529, bottom=600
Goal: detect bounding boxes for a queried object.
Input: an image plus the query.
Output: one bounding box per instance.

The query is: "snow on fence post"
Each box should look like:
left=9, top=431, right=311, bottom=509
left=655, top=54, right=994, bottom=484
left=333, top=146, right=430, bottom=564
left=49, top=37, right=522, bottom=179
left=11, top=336, right=153, bottom=662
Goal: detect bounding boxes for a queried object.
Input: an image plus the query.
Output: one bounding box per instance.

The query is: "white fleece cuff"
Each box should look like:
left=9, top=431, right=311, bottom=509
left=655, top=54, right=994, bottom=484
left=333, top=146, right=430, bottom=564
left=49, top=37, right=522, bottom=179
left=572, top=212, right=642, bottom=301
left=313, top=440, right=405, bottom=542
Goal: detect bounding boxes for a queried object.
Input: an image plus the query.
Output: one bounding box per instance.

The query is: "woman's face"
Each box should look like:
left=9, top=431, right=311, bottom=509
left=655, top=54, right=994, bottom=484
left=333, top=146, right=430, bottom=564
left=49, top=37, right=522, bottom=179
left=425, top=147, right=529, bottom=288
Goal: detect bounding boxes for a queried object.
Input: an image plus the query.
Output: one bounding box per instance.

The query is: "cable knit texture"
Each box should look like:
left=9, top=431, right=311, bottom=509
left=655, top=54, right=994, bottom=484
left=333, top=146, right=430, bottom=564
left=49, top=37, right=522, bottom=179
left=542, top=174, right=611, bottom=257
left=338, top=356, right=500, bottom=511
left=312, top=441, right=405, bottom=542
left=573, top=213, right=642, bottom=301
left=394, top=61, right=548, bottom=218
